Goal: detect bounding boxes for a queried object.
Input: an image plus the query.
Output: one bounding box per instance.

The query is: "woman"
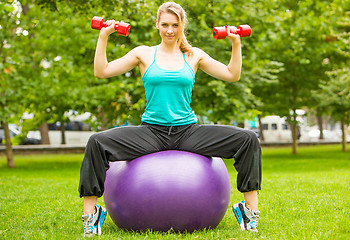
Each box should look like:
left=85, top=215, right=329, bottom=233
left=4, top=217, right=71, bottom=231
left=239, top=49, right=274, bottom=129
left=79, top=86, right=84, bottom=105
left=80, top=2, right=261, bottom=236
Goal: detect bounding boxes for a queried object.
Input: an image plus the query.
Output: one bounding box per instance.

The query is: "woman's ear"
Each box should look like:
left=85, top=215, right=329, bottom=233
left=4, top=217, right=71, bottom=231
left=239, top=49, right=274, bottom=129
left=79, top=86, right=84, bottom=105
left=156, top=20, right=159, bottom=29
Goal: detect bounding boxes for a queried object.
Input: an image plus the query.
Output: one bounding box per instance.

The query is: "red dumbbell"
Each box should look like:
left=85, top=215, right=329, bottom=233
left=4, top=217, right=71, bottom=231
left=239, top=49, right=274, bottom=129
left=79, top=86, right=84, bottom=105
left=213, top=25, right=251, bottom=39
left=91, top=16, right=131, bottom=37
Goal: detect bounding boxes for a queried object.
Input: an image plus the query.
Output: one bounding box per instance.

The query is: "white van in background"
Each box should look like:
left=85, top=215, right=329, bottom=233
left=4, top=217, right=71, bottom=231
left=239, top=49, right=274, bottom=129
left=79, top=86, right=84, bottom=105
left=246, top=115, right=306, bottom=143
left=260, top=116, right=294, bottom=142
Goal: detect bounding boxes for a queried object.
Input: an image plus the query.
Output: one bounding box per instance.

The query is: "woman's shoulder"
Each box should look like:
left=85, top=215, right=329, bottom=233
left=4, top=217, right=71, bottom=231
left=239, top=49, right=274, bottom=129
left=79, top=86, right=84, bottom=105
left=189, top=47, right=207, bottom=60
left=130, top=45, right=156, bottom=58
left=129, top=45, right=157, bottom=65
left=132, top=45, right=155, bottom=53
left=192, top=47, right=207, bottom=56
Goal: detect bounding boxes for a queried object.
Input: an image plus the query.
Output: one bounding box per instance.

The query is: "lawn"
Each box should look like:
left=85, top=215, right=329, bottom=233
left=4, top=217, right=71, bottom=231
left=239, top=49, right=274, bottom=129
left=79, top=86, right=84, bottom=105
left=0, top=144, right=349, bottom=239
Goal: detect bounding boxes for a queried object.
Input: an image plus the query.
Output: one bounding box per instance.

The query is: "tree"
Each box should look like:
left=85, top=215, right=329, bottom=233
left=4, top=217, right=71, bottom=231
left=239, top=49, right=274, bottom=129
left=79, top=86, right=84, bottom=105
left=17, top=1, right=98, bottom=143
left=312, top=0, right=350, bottom=152
left=250, top=0, right=336, bottom=154
left=0, top=0, right=30, bottom=167
left=315, top=70, right=350, bottom=152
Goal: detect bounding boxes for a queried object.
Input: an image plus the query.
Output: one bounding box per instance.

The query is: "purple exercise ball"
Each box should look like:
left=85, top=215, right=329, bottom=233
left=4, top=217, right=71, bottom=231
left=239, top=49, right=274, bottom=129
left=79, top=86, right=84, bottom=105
left=104, top=150, right=231, bottom=233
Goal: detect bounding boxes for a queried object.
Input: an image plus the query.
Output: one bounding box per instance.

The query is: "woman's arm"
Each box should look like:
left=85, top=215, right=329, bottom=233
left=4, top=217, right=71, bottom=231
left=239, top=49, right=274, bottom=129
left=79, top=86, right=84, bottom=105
left=197, top=26, right=242, bottom=82
left=94, top=21, right=140, bottom=79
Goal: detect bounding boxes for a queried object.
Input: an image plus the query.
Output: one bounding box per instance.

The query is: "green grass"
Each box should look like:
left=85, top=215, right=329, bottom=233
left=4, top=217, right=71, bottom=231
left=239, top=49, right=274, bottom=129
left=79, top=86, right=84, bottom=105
left=0, top=144, right=349, bottom=239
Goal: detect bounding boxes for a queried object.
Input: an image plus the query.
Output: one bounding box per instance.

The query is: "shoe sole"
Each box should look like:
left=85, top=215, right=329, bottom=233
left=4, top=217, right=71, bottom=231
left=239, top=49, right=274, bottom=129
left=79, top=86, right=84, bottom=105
left=97, top=209, right=107, bottom=236
left=93, top=205, right=107, bottom=236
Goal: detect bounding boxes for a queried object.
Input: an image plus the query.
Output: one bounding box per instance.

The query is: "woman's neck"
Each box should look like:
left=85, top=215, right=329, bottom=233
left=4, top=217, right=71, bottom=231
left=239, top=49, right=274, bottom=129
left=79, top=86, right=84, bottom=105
left=158, top=41, right=181, bottom=54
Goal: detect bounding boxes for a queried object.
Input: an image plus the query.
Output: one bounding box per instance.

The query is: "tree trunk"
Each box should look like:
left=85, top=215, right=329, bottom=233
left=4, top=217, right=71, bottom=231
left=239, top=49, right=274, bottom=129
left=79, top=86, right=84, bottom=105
left=21, top=1, right=29, bottom=15
left=341, top=118, right=347, bottom=152
left=39, top=122, right=50, bottom=145
left=2, top=122, right=15, bottom=168
left=317, top=114, right=324, bottom=140
left=291, top=122, right=298, bottom=154
left=258, top=114, right=264, bottom=142
left=291, top=110, right=298, bottom=154
left=60, top=123, right=66, bottom=144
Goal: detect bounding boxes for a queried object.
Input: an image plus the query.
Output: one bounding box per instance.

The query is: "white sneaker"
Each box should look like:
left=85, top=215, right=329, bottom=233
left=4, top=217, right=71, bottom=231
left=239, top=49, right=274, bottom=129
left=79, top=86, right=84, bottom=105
left=82, top=204, right=107, bottom=237
left=232, top=201, right=260, bottom=232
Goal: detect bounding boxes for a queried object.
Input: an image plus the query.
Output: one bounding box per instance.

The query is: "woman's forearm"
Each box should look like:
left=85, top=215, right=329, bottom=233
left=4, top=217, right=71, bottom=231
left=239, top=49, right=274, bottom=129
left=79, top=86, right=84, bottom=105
left=94, top=34, right=109, bottom=78
left=227, top=40, right=242, bottom=82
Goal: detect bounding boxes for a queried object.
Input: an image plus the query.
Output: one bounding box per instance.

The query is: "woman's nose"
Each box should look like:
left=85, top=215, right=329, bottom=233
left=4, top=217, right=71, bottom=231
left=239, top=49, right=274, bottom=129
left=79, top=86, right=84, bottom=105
left=167, top=27, right=173, bottom=33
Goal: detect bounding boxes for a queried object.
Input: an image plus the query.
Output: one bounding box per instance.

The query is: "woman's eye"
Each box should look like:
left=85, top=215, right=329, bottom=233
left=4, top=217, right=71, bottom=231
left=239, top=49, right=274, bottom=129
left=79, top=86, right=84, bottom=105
left=162, top=23, right=168, bottom=27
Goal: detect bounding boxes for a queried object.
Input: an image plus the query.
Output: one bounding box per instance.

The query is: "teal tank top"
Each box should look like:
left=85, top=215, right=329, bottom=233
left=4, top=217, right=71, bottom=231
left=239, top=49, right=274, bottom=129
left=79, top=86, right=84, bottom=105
left=141, top=46, right=197, bottom=126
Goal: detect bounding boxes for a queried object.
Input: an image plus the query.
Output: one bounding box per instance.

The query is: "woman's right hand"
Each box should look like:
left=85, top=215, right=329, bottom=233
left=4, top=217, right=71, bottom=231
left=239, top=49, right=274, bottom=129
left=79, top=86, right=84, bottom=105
left=99, top=19, right=118, bottom=38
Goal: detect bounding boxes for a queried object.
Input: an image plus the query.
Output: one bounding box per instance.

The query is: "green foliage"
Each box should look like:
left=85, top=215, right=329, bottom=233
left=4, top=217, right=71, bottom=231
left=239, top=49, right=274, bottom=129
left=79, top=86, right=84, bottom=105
left=250, top=0, right=335, bottom=119
left=0, top=0, right=27, bottom=122
left=312, top=0, right=350, bottom=124
left=313, top=68, right=350, bottom=122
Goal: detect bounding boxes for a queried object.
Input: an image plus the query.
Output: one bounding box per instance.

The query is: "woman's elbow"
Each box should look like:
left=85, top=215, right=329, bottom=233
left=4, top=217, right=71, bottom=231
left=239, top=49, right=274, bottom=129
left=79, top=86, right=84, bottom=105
left=94, top=71, right=105, bottom=79
left=94, top=73, right=103, bottom=79
left=225, top=67, right=241, bottom=82
left=232, top=74, right=241, bottom=82
left=227, top=73, right=240, bottom=82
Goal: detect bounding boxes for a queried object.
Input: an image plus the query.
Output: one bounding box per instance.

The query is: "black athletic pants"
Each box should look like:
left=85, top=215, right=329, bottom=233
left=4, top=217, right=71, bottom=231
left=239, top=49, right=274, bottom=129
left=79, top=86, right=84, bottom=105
left=79, top=123, right=262, bottom=198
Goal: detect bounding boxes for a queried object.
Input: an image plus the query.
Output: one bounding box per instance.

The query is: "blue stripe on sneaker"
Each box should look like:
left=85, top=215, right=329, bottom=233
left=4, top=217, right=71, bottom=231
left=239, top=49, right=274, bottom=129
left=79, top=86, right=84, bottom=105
left=234, top=210, right=241, bottom=223
left=233, top=206, right=243, bottom=224
left=100, top=210, right=107, bottom=227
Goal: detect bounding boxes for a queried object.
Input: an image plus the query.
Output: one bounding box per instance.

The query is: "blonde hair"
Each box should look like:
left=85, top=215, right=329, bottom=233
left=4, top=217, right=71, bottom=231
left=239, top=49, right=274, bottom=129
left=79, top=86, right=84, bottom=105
left=157, top=2, right=193, bottom=56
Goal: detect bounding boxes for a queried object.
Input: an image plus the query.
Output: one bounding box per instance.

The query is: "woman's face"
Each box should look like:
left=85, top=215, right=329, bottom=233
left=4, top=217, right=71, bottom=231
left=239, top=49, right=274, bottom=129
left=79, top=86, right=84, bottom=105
left=156, top=12, right=180, bottom=43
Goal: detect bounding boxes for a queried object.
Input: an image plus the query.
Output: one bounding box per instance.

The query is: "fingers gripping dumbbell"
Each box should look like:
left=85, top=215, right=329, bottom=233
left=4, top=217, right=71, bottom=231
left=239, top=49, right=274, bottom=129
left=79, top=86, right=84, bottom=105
left=91, top=16, right=131, bottom=37
left=213, top=25, right=251, bottom=39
